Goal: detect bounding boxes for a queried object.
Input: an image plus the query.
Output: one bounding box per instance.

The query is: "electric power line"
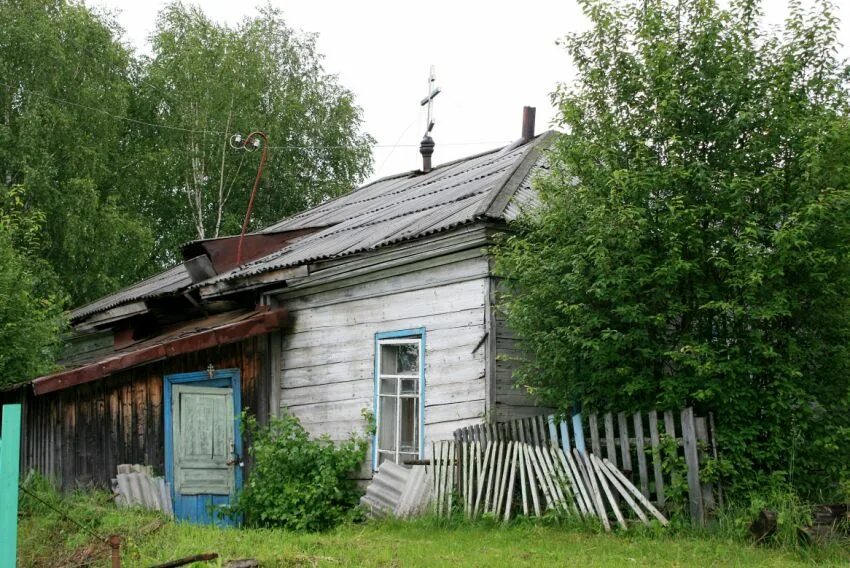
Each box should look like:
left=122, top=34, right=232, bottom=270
left=1, top=81, right=512, bottom=151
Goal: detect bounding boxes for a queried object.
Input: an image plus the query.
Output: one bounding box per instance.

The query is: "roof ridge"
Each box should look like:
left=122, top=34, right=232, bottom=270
left=475, top=131, right=556, bottom=219
left=263, top=143, right=514, bottom=232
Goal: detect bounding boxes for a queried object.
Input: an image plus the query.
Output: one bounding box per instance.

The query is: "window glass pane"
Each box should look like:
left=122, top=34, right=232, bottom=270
left=378, top=397, right=397, bottom=452
left=399, top=397, right=418, bottom=453
left=379, top=378, right=397, bottom=395
left=380, top=342, right=418, bottom=374
left=400, top=378, right=418, bottom=395
left=399, top=452, right=418, bottom=465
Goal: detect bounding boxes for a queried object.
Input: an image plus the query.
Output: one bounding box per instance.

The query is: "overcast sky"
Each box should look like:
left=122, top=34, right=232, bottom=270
left=93, top=0, right=848, bottom=183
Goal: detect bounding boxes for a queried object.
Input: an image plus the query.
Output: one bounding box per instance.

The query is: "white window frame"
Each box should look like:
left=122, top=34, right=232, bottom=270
left=373, top=329, right=425, bottom=469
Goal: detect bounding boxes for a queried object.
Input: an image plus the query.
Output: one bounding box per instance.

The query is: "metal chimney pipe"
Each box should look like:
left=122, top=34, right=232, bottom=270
left=521, top=106, right=536, bottom=141
left=420, top=134, right=435, bottom=173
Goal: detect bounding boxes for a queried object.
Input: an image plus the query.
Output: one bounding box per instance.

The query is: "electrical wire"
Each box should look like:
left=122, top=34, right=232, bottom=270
left=0, top=81, right=512, bottom=151
left=18, top=483, right=108, bottom=543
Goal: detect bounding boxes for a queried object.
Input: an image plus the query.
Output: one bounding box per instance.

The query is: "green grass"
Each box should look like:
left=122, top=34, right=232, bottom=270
left=16, top=489, right=850, bottom=567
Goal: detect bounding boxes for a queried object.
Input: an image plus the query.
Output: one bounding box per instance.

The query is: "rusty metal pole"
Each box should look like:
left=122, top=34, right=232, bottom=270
left=109, top=534, right=121, bottom=568
left=235, top=131, right=269, bottom=266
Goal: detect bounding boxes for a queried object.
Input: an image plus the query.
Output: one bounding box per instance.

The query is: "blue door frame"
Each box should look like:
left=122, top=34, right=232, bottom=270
left=164, top=369, right=243, bottom=525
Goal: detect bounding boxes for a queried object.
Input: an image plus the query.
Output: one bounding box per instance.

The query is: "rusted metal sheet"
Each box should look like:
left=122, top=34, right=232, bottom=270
left=2, top=338, right=266, bottom=490
left=32, top=308, right=285, bottom=396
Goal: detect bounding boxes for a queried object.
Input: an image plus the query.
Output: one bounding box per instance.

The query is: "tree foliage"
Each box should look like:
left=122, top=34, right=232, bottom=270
left=495, top=0, right=850, bottom=497
left=0, top=0, right=155, bottom=305
left=0, top=187, right=64, bottom=384
left=131, top=2, right=374, bottom=264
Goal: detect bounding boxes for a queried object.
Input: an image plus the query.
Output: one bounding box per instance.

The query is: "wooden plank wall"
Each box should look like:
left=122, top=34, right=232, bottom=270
left=488, top=278, right=549, bottom=421
left=275, top=244, right=491, bottom=478
left=3, top=338, right=265, bottom=489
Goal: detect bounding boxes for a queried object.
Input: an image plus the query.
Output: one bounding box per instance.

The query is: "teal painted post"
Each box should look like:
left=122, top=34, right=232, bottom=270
left=0, top=404, right=22, bottom=567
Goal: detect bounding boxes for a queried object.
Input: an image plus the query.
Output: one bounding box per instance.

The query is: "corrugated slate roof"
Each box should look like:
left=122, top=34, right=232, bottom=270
left=69, top=263, right=192, bottom=322
left=70, top=132, right=553, bottom=320
left=202, top=132, right=553, bottom=287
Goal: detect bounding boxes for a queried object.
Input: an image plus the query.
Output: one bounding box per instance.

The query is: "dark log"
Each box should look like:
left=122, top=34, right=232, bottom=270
left=749, top=509, right=777, bottom=543
left=149, top=552, right=219, bottom=568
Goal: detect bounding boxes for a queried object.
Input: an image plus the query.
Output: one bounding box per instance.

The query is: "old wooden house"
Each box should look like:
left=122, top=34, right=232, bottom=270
left=2, top=111, right=552, bottom=523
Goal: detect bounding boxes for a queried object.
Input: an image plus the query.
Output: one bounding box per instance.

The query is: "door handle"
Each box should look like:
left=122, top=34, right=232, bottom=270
left=227, top=442, right=242, bottom=467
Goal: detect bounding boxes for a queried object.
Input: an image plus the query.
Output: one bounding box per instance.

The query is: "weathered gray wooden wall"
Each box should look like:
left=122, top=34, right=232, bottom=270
left=487, top=274, right=548, bottom=421
left=272, top=227, right=491, bottom=477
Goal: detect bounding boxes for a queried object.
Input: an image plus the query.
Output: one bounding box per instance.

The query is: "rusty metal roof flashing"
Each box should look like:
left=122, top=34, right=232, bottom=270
left=32, top=307, right=288, bottom=396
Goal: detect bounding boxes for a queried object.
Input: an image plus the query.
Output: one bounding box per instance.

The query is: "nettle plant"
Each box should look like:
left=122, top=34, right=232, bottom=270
left=230, top=410, right=372, bottom=531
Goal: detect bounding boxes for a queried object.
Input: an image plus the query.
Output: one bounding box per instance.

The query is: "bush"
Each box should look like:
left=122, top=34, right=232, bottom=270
left=494, top=0, right=850, bottom=499
left=231, top=411, right=371, bottom=531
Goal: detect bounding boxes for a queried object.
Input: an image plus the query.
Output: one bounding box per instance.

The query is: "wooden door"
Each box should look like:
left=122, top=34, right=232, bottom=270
left=164, top=370, right=242, bottom=525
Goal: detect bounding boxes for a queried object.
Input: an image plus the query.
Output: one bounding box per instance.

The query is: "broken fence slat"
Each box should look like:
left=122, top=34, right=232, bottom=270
left=602, top=458, right=669, bottom=526
left=559, top=419, right=571, bottom=456
left=575, top=449, right=610, bottom=531
left=589, top=413, right=602, bottom=457
left=547, top=415, right=559, bottom=449
left=648, top=410, right=665, bottom=507
left=681, top=408, right=704, bottom=526
left=522, top=443, right=542, bottom=516
left=572, top=413, right=586, bottom=454
left=633, top=412, right=650, bottom=500
left=557, top=448, right=591, bottom=517
left=596, top=456, right=650, bottom=526
left=604, top=413, right=617, bottom=467
left=504, top=442, right=519, bottom=521
left=617, top=412, right=632, bottom=474
left=588, top=452, right=626, bottom=530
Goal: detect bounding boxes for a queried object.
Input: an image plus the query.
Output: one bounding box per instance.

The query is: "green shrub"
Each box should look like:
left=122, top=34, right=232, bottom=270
left=231, top=411, right=371, bottom=531
left=493, top=0, right=850, bottom=499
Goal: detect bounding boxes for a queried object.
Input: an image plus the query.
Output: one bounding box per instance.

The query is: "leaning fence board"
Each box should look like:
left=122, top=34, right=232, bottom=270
left=560, top=449, right=592, bottom=516
left=504, top=442, right=519, bottom=521
left=603, top=458, right=669, bottom=526
left=694, top=417, right=716, bottom=513
left=633, top=412, right=650, bottom=499
left=523, top=443, right=546, bottom=513
left=680, top=407, right=704, bottom=526
left=535, top=444, right=564, bottom=511
left=604, top=413, right=617, bottom=467
left=576, top=449, right=610, bottom=531
left=558, top=420, right=571, bottom=456
left=617, top=412, right=632, bottom=474
left=527, top=444, right=554, bottom=510
left=595, top=455, right=649, bottom=525
left=589, top=414, right=601, bottom=456
left=588, top=452, right=626, bottom=529
left=648, top=410, right=665, bottom=507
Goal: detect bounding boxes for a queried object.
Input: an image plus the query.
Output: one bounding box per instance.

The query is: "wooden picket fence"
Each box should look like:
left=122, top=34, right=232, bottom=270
left=435, top=407, right=717, bottom=525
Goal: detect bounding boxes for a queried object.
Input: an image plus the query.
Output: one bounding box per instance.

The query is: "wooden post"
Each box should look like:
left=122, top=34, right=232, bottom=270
left=0, top=404, right=22, bottom=567
left=109, top=535, right=122, bottom=568
left=680, top=407, right=704, bottom=525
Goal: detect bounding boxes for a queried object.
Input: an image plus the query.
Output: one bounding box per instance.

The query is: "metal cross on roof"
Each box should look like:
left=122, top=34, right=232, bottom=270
left=420, top=65, right=441, bottom=137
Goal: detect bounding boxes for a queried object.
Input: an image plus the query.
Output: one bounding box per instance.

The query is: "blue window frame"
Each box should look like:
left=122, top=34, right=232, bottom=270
left=373, top=328, right=425, bottom=469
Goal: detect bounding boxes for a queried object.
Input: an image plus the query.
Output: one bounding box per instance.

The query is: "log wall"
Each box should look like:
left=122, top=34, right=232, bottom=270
left=1, top=337, right=267, bottom=489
